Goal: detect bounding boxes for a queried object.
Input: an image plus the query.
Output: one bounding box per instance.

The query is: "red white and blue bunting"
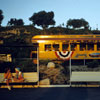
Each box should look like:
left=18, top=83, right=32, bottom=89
left=55, top=51, right=73, bottom=60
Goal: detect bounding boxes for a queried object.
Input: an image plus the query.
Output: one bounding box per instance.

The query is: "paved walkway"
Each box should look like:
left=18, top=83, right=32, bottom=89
left=0, top=87, right=100, bottom=100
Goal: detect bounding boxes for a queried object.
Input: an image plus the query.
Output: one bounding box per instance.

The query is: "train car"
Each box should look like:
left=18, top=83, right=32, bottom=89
left=31, top=35, right=100, bottom=61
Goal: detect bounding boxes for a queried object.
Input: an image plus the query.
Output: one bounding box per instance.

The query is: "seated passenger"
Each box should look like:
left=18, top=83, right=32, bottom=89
left=13, top=68, right=24, bottom=82
left=4, top=68, right=12, bottom=90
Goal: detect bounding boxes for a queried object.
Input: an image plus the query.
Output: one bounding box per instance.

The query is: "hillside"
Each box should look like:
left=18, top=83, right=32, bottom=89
left=0, top=25, right=100, bottom=37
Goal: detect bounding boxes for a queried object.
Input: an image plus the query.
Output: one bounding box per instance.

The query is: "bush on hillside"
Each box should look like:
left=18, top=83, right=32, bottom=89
left=87, top=60, right=99, bottom=68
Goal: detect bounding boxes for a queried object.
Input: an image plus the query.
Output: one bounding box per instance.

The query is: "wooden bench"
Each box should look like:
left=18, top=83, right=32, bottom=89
left=70, top=72, right=100, bottom=87
left=0, top=72, right=39, bottom=88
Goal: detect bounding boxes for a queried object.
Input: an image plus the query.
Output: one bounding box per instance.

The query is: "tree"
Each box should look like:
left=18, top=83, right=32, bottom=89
left=7, top=18, right=24, bottom=26
left=7, top=18, right=16, bottom=26
left=29, top=11, right=55, bottom=29
left=0, top=9, right=4, bottom=26
left=16, top=19, right=24, bottom=26
left=67, top=18, right=89, bottom=29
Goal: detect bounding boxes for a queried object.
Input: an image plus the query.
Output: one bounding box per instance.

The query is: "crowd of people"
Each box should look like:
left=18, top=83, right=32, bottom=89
left=4, top=67, right=24, bottom=90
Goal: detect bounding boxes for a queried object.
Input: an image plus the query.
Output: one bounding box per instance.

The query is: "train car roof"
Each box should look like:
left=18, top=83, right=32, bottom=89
left=32, top=35, right=100, bottom=41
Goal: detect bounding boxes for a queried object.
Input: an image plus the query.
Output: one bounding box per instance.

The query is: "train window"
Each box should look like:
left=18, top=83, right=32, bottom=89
left=71, top=43, right=77, bottom=51
left=87, top=43, right=94, bottom=50
left=97, top=43, right=100, bottom=51
left=80, top=43, right=86, bottom=51
left=45, top=44, right=51, bottom=51
left=62, top=43, right=69, bottom=51
left=53, top=44, right=59, bottom=51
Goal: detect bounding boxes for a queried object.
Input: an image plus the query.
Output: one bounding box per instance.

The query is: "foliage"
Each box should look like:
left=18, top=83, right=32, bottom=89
left=0, top=9, right=4, bottom=26
left=67, top=18, right=89, bottom=29
left=46, top=26, right=91, bottom=35
left=7, top=18, right=24, bottom=26
left=87, top=60, right=99, bottom=68
left=3, top=34, right=33, bottom=59
left=47, top=26, right=67, bottom=34
left=13, top=59, right=37, bottom=72
left=0, top=9, right=98, bottom=35
left=29, top=11, right=55, bottom=29
left=92, top=30, right=100, bottom=34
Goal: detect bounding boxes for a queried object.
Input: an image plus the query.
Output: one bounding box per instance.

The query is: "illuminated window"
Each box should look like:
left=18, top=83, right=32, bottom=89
left=80, top=43, right=86, bottom=51
left=97, top=43, right=100, bottom=51
left=53, top=44, right=59, bottom=51
left=45, top=44, right=51, bottom=51
left=62, top=43, right=69, bottom=51
left=87, top=43, right=94, bottom=50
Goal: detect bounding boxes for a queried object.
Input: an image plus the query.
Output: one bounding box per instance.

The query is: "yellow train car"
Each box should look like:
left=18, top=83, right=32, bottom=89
left=31, top=35, right=100, bottom=61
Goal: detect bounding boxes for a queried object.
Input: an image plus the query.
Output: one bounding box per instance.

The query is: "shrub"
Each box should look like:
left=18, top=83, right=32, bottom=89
left=87, top=60, right=99, bottom=68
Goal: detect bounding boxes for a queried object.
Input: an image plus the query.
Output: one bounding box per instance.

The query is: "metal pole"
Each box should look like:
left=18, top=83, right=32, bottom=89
left=37, top=47, right=39, bottom=86
left=84, top=59, right=85, bottom=66
left=84, top=43, right=88, bottom=66
left=84, top=45, right=86, bottom=66
left=69, top=43, right=72, bottom=87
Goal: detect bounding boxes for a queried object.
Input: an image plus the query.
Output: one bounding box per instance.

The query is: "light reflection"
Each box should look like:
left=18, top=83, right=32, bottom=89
left=37, top=40, right=46, bottom=43
left=40, top=36, right=49, bottom=38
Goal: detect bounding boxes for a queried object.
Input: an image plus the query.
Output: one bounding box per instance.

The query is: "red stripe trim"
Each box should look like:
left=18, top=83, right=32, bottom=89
left=55, top=51, right=60, bottom=60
